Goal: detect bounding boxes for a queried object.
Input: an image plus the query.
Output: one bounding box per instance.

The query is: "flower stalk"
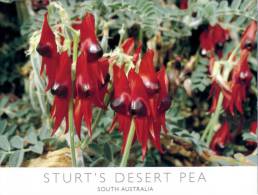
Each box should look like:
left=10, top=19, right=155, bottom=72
left=120, top=119, right=135, bottom=167
left=69, top=29, right=79, bottom=167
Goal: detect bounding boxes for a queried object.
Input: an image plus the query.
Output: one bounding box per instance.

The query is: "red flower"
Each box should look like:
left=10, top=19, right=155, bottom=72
left=73, top=14, right=109, bottom=138
left=240, top=20, right=257, bottom=51
left=121, top=37, right=142, bottom=64
left=110, top=65, right=151, bottom=156
left=249, top=121, right=257, bottom=135
left=79, top=13, right=103, bottom=62
left=139, top=50, right=160, bottom=96
left=223, top=50, right=252, bottom=114
left=110, top=49, right=171, bottom=159
left=199, top=24, right=229, bottom=58
left=210, top=122, right=231, bottom=154
left=178, top=0, right=188, bottom=10
left=50, top=51, right=72, bottom=135
left=37, top=13, right=59, bottom=90
left=37, top=12, right=109, bottom=138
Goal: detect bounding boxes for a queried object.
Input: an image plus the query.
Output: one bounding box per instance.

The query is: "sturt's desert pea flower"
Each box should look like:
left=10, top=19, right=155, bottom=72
left=177, top=0, right=188, bottom=10
left=199, top=24, right=229, bottom=58
left=110, top=49, right=171, bottom=159
left=37, top=12, right=109, bottom=138
left=222, top=50, right=252, bottom=115
left=240, top=20, right=257, bottom=51
left=50, top=51, right=72, bottom=135
left=121, top=37, right=142, bottom=64
left=208, top=20, right=256, bottom=115
left=37, top=13, right=59, bottom=90
left=73, top=13, right=109, bottom=138
left=210, top=122, right=231, bottom=153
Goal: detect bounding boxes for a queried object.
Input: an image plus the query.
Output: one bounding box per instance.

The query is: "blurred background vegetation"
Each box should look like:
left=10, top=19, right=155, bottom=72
left=0, top=0, right=257, bottom=167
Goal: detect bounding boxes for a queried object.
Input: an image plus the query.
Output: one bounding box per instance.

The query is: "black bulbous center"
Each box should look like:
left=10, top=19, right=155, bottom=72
left=100, top=73, right=110, bottom=89
left=215, top=42, right=224, bottom=50
left=87, top=43, right=103, bottom=62
left=158, top=96, right=172, bottom=113
left=77, top=84, right=93, bottom=98
left=143, top=80, right=160, bottom=96
left=243, top=39, right=254, bottom=51
left=111, top=96, right=129, bottom=115
left=51, top=83, right=68, bottom=98
left=130, top=99, right=147, bottom=117
left=36, top=43, right=52, bottom=57
left=174, top=60, right=182, bottom=70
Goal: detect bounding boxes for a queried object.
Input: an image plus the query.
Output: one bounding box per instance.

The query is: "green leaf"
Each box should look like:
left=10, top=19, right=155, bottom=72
left=5, top=125, right=17, bottom=137
left=0, top=151, right=7, bottom=165
left=242, top=133, right=257, bottom=142
left=0, top=96, right=9, bottom=110
left=7, top=150, right=24, bottom=167
left=30, top=141, right=44, bottom=154
left=231, top=0, right=241, bottom=9
left=0, top=135, right=11, bottom=151
left=39, top=127, right=51, bottom=140
left=103, top=143, right=113, bottom=161
left=0, top=120, right=7, bottom=134
left=89, top=157, right=106, bottom=167
left=10, top=136, right=24, bottom=149
left=26, top=131, right=38, bottom=144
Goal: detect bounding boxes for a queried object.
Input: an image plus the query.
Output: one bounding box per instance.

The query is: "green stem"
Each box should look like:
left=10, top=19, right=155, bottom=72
left=68, top=99, right=76, bottom=166
left=68, top=30, right=79, bottom=167
left=120, top=119, right=135, bottom=167
left=201, top=93, right=223, bottom=142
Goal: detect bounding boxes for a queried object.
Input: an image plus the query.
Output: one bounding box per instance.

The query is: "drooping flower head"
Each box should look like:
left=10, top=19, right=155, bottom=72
left=73, top=13, right=109, bottom=138
left=50, top=51, right=72, bottom=135
left=210, top=122, right=231, bottom=154
left=37, top=12, right=109, bottom=138
left=208, top=21, right=256, bottom=115
left=199, top=24, right=229, bottom=58
left=37, top=13, right=59, bottom=90
left=223, top=50, right=252, bottom=114
left=240, top=20, right=257, bottom=51
left=110, top=49, right=171, bottom=159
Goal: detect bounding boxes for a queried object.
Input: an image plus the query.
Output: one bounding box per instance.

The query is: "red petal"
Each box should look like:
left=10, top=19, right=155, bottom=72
left=200, top=29, right=214, bottom=52
left=82, top=100, right=93, bottom=137
left=113, top=65, right=130, bottom=98
left=133, top=42, right=142, bottom=64
left=74, top=99, right=83, bottom=139
left=38, top=13, right=59, bottom=90
left=212, top=24, right=229, bottom=44
left=139, top=50, right=160, bottom=95
left=128, top=69, right=150, bottom=116
left=179, top=0, right=188, bottom=9
left=241, top=20, right=257, bottom=50
left=210, top=122, right=230, bottom=153
left=80, top=13, right=97, bottom=44
left=122, top=38, right=135, bottom=54
left=51, top=51, right=72, bottom=135
left=51, top=97, right=69, bottom=135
